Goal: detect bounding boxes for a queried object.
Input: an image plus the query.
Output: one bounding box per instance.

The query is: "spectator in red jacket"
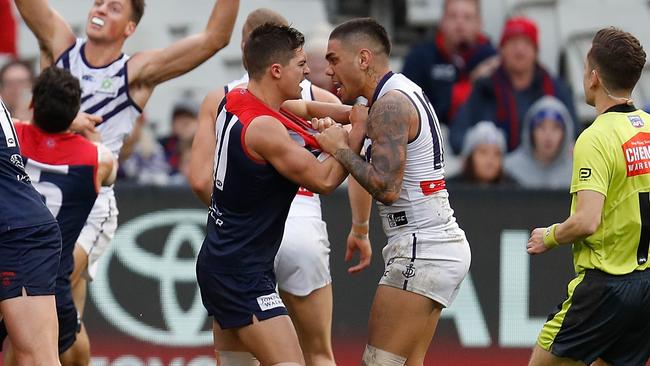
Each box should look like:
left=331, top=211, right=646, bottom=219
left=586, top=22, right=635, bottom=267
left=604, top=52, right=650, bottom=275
left=401, top=0, right=498, bottom=125
left=450, top=16, right=577, bottom=154
left=0, top=0, right=17, bottom=58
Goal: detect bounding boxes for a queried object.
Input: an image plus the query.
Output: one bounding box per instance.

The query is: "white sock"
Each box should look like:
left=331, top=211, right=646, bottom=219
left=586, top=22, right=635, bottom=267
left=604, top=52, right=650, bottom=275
left=362, top=344, right=407, bottom=366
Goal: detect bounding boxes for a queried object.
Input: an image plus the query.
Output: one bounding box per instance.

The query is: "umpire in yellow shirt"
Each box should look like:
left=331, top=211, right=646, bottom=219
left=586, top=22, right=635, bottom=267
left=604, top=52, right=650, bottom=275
left=527, top=27, right=650, bottom=366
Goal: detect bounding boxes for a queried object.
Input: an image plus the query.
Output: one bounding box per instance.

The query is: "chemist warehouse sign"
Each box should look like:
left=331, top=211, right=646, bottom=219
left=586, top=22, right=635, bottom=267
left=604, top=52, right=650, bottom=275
left=80, top=186, right=575, bottom=366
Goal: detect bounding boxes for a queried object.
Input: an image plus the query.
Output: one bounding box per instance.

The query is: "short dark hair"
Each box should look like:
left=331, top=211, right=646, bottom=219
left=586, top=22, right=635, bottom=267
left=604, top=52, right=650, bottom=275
left=32, top=67, right=81, bottom=133
left=588, top=27, right=646, bottom=91
left=0, top=59, right=35, bottom=86
left=129, top=0, right=145, bottom=25
left=329, top=18, right=391, bottom=56
left=244, top=23, right=305, bottom=80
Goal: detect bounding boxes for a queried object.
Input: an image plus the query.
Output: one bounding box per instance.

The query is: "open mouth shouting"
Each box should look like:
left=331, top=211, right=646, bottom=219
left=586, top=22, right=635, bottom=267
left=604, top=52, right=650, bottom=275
left=333, top=80, right=343, bottom=98
left=91, top=16, right=105, bottom=28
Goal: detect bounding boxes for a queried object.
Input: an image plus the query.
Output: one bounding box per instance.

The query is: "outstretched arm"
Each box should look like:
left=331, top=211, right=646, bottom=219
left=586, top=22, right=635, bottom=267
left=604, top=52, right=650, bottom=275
left=189, top=88, right=224, bottom=205
left=317, top=91, right=412, bottom=205
left=15, top=0, right=76, bottom=68
left=527, top=190, right=604, bottom=255
left=282, top=85, right=352, bottom=122
left=283, top=100, right=352, bottom=123
left=128, top=0, right=239, bottom=87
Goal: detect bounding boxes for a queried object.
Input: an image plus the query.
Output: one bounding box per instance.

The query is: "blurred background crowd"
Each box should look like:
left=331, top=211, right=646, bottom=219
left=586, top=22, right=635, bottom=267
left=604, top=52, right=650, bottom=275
left=2, top=0, right=649, bottom=190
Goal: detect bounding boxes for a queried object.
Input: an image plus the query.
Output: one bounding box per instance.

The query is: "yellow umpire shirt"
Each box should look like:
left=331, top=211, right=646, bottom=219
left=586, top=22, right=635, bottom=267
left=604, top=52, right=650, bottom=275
left=570, top=104, right=650, bottom=275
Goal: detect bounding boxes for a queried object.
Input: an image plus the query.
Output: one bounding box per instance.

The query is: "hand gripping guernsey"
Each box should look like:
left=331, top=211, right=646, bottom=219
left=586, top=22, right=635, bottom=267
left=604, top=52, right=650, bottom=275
left=538, top=104, right=650, bottom=364
left=368, top=72, right=471, bottom=307
left=0, top=100, right=61, bottom=303
left=56, top=39, right=142, bottom=278
left=196, top=88, right=322, bottom=328
left=0, top=122, right=99, bottom=354
left=225, top=75, right=331, bottom=296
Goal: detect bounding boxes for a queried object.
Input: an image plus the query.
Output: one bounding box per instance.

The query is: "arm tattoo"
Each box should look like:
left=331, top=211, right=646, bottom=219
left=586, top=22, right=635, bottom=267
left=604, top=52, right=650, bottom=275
left=333, top=93, right=412, bottom=203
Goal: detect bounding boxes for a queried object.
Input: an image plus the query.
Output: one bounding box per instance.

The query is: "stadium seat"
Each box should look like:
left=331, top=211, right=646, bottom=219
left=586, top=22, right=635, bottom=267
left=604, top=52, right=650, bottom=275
left=557, top=0, right=650, bottom=125
left=405, top=0, right=444, bottom=26
left=633, top=65, right=650, bottom=110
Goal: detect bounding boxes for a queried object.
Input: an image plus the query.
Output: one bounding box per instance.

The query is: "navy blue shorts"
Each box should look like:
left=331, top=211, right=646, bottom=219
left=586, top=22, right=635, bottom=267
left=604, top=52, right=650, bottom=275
left=196, top=266, right=288, bottom=329
left=0, top=222, right=61, bottom=300
left=55, top=278, right=80, bottom=354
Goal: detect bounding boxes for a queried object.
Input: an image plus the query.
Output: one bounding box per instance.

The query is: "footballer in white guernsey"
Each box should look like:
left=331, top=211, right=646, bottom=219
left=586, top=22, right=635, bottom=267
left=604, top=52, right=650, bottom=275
left=317, top=18, right=471, bottom=366
left=15, top=0, right=239, bottom=363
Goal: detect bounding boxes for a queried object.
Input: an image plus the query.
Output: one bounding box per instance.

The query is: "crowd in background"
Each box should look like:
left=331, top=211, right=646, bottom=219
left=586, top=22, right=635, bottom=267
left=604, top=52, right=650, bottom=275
left=1, top=0, right=649, bottom=190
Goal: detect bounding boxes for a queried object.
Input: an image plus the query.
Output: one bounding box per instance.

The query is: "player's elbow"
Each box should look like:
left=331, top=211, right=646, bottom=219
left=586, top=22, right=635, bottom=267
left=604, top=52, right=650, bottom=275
left=212, top=37, right=231, bottom=52
left=582, top=221, right=600, bottom=237
left=189, top=174, right=212, bottom=199
left=577, top=216, right=600, bottom=237
left=376, top=190, right=399, bottom=206
left=312, top=180, right=339, bottom=195
left=204, top=31, right=231, bottom=53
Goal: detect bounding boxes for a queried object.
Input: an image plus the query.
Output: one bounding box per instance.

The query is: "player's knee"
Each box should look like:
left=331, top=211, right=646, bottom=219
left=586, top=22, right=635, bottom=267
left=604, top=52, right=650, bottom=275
left=362, top=344, right=406, bottom=366
left=303, top=351, right=335, bottom=366
left=216, top=351, right=259, bottom=366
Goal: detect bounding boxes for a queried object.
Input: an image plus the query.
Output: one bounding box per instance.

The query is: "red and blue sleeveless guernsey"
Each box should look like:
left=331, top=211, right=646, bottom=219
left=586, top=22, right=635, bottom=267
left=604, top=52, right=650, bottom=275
left=14, top=123, right=99, bottom=282
left=197, top=88, right=321, bottom=274
left=0, top=101, right=55, bottom=233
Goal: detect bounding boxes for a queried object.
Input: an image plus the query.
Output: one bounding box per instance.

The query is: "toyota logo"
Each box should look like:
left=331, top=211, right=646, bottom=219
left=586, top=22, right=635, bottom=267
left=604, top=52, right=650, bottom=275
left=90, top=209, right=211, bottom=347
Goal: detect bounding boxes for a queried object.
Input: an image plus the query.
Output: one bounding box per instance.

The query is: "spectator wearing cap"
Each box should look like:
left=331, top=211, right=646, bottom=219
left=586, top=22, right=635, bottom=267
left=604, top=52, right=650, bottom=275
left=401, top=0, right=498, bottom=125
left=450, top=16, right=577, bottom=155
left=448, top=120, right=517, bottom=186
left=504, top=96, right=574, bottom=189
left=159, top=97, right=200, bottom=182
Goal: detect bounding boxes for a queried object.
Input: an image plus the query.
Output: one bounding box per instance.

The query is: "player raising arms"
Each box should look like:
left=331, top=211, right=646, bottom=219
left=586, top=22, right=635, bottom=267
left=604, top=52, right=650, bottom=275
left=195, top=24, right=366, bottom=366
left=315, top=18, right=471, bottom=365
left=14, top=0, right=238, bottom=362
left=527, top=28, right=650, bottom=366
left=0, top=100, right=61, bottom=364
left=0, top=67, right=116, bottom=365
left=189, top=9, right=371, bottom=366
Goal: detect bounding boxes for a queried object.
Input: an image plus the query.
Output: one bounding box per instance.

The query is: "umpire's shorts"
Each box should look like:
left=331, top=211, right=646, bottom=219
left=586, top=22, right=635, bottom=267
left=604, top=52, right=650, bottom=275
left=538, top=269, right=650, bottom=366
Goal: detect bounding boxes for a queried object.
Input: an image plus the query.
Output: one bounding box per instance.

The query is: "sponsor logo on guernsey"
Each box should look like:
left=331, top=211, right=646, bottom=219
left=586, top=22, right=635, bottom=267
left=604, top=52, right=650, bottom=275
left=257, top=293, right=285, bottom=311
left=95, top=77, right=119, bottom=97
left=628, top=115, right=644, bottom=128
left=623, top=132, right=650, bottom=177
left=579, top=168, right=591, bottom=181
left=387, top=211, right=409, bottom=228
left=10, top=154, right=24, bottom=170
